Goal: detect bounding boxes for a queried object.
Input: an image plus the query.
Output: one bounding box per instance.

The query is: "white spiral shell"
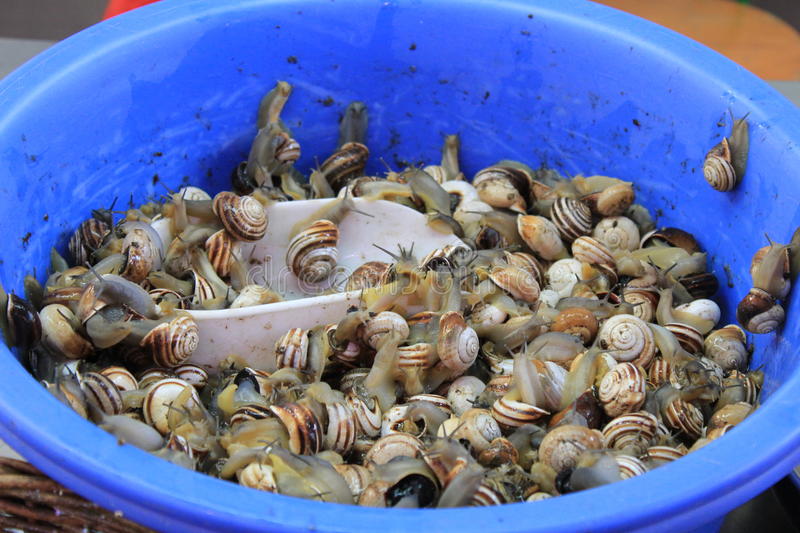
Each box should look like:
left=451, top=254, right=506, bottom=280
left=546, top=259, right=585, bottom=298
left=592, top=216, right=640, bottom=253
left=596, top=314, right=656, bottom=367
left=437, top=311, right=479, bottom=374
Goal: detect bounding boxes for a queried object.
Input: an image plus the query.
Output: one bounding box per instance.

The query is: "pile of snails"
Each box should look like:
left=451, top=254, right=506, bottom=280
left=1, top=81, right=786, bottom=508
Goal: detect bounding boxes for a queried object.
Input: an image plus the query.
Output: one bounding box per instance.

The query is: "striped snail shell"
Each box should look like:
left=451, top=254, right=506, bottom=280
left=622, top=288, right=659, bottom=323
left=601, top=411, right=659, bottom=453
left=615, top=455, right=648, bottom=479
left=364, top=433, right=425, bottom=466
left=663, top=398, right=704, bottom=440
left=642, top=445, right=686, bottom=467
left=396, top=343, right=436, bottom=369
left=596, top=314, right=656, bottom=367
left=641, top=227, right=701, bottom=254
left=362, top=311, right=409, bottom=349
left=269, top=402, right=323, bottom=455
left=550, top=197, right=592, bottom=242
left=437, top=311, right=479, bottom=374
left=736, top=287, right=784, bottom=334
left=320, top=142, right=369, bottom=192
left=69, top=218, right=110, bottom=265
left=99, top=366, right=138, bottom=392
left=140, top=315, right=200, bottom=368
left=647, top=357, right=674, bottom=387
left=538, top=424, right=604, bottom=472
left=325, top=402, right=358, bottom=454
left=703, top=138, right=738, bottom=191
left=517, top=215, right=566, bottom=261
left=149, top=288, right=187, bottom=312
left=229, top=403, right=272, bottom=426
left=274, top=327, right=309, bottom=371
left=551, top=307, right=598, bottom=344
left=679, top=272, right=719, bottom=300
left=491, top=396, right=549, bottom=429
left=238, top=462, right=277, bottom=492
left=504, top=251, right=545, bottom=286
left=212, top=191, right=268, bottom=242
left=571, top=236, right=616, bottom=269
left=592, top=216, right=640, bottom=253
left=346, top=261, right=391, bottom=291
left=598, top=362, right=647, bottom=417
left=137, top=368, right=173, bottom=390
left=664, top=323, right=704, bottom=354
left=274, top=131, right=301, bottom=164
left=173, top=363, right=209, bottom=389
left=470, top=482, right=506, bottom=507
left=204, top=229, right=235, bottom=278
left=40, top=304, right=93, bottom=360
left=286, top=219, right=339, bottom=283
left=472, top=165, right=532, bottom=214
left=346, top=390, right=382, bottom=438
left=406, top=394, right=453, bottom=416
left=488, top=265, right=540, bottom=304
left=333, top=464, right=373, bottom=498
left=143, top=378, right=200, bottom=434
left=121, top=228, right=158, bottom=283
left=81, top=372, right=124, bottom=416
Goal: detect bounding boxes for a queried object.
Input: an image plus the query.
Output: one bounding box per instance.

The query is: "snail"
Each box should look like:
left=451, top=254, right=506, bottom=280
left=737, top=287, right=784, bottom=334
left=472, top=165, right=533, bottom=214
left=592, top=216, right=640, bottom=253
left=703, top=114, right=749, bottom=192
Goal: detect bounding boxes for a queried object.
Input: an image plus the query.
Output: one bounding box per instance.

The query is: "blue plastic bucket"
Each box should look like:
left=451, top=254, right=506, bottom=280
left=1, top=0, right=800, bottom=531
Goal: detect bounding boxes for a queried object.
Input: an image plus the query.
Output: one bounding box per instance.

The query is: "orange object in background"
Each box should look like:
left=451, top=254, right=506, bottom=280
left=104, top=0, right=159, bottom=19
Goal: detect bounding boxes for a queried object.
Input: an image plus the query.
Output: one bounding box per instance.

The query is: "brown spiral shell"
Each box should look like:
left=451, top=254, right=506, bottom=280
left=571, top=236, right=616, bottom=269
left=622, top=288, right=659, bottom=323
left=362, top=311, right=409, bottom=349
left=437, top=311, right=479, bottom=374
left=286, top=219, right=339, bottom=283
left=737, top=287, right=784, bottom=334
left=538, top=424, right=604, bottom=472
left=121, top=228, right=157, bottom=283
left=269, top=402, right=323, bottom=455
left=550, top=197, right=592, bottom=242
left=551, top=307, right=599, bottom=344
left=363, top=433, right=424, bottom=466
left=491, top=397, right=549, bottom=429
left=679, top=272, right=719, bottom=300
left=704, top=139, right=737, bottom=192
left=274, top=132, right=301, bottom=163
left=346, top=391, right=382, bottom=437
left=274, top=327, right=309, bottom=371
left=598, top=362, right=647, bottom=417
left=488, top=265, right=540, bottom=304
left=81, top=372, right=124, bottom=415
left=346, top=261, right=391, bottom=291
left=69, top=218, right=110, bottom=266
left=517, top=215, right=566, bottom=260
left=99, top=366, right=139, bottom=392
left=205, top=229, right=235, bottom=278
left=325, top=402, right=358, bottom=454
left=616, top=455, right=648, bottom=479
left=583, top=183, right=635, bottom=217
left=596, top=314, right=656, bottom=367
left=647, top=357, right=674, bottom=387
left=396, top=343, right=436, bottom=369
left=642, top=445, right=686, bottom=466
left=140, top=315, right=200, bottom=368
left=602, top=411, right=659, bottom=453
left=472, top=166, right=532, bottom=214
left=212, top=191, right=268, bottom=242
left=321, top=142, right=370, bottom=192
left=663, top=399, right=704, bottom=440
left=504, top=251, right=545, bottom=286
left=230, top=403, right=272, bottom=426
left=665, top=322, right=704, bottom=354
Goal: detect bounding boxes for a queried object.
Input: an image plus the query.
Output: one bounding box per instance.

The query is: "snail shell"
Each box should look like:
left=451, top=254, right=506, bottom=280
left=286, top=219, right=339, bottom=283
left=269, top=402, right=323, bottom=455
left=642, top=445, right=686, bottom=466
left=177, top=186, right=212, bottom=201
left=40, top=304, right=93, bottom=360
left=362, top=311, right=409, bottom=349
left=583, top=183, right=635, bottom=217
left=704, top=325, right=748, bottom=371
left=538, top=425, right=604, bottom=472
left=622, top=288, right=659, bottom=323
left=205, top=229, right=235, bottom=278
left=469, top=302, right=508, bottom=328
left=396, top=343, right=436, bottom=369
left=212, top=192, right=268, bottom=242
left=140, top=315, right=199, bottom=368
left=238, top=462, right=277, bottom=492
left=679, top=272, right=719, bottom=300
left=229, top=284, right=281, bottom=308
left=472, top=166, right=532, bottom=214
left=333, top=464, right=372, bottom=499
left=601, top=411, right=659, bottom=453
left=551, top=307, right=598, bottom=345
left=504, top=251, right=545, bottom=287
left=470, top=483, right=506, bottom=506
left=546, top=258, right=584, bottom=298
left=325, top=402, right=358, bottom=454
left=615, top=455, right=648, bottom=479
left=447, top=376, right=487, bottom=417
left=451, top=408, right=503, bottom=452
left=663, top=399, right=704, bottom=440
left=592, top=216, right=640, bottom=253
left=81, top=372, right=124, bottom=416
left=364, top=433, right=424, bottom=467
left=736, top=287, right=784, bottom=334
left=640, top=227, right=701, bottom=254
left=442, top=180, right=479, bottom=210
left=517, top=215, right=566, bottom=260
left=478, top=437, right=519, bottom=468
left=274, top=132, right=301, bottom=163
left=571, top=237, right=616, bottom=269
left=491, top=396, right=549, bottom=429
left=149, top=288, right=187, bottom=312
left=69, top=218, right=110, bottom=265
left=173, top=364, right=209, bottom=389
left=489, top=265, right=540, bottom=304
left=99, top=366, right=138, bottom=392
left=229, top=404, right=272, bottom=426
left=437, top=311, right=479, bottom=375
left=647, top=357, right=674, bottom=387
left=675, top=299, right=721, bottom=329
left=486, top=375, right=513, bottom=395
left=346, top=391, right=382, bottom=438
left=596, top=314, right=656, bottom=367
left=704, top=138, right=738, bottom=191
left=598, top=362, right=647, bottom=417
left=137, top=368, right=173, bottom=390
left=420, top=244, right=472, bottom=272
left=274, top=328, right=309, bottom=371
left=121, top=228, right=158, bottom=283
left=407, top=394, right=453, bottom=416
left=750, top=244, right=791, bottom=299
left=346, top=261, right=391, bottom=291
left=664, top=323, right=704, bottom=354
left=143, top=378, right=200, bottom=434
left=550, top=197, right=592, bottom=242
left=321, top=142, right=369, bottom=192
left=709, top=401, right=754, bottom=430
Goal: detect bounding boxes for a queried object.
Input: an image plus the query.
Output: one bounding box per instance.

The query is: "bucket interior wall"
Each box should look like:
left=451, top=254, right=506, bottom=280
left=1, top=1, right=800, bottom=531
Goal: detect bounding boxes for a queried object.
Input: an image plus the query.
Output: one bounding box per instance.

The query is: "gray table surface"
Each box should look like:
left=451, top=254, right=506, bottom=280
left=1, top=36, right=799, bottom=532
